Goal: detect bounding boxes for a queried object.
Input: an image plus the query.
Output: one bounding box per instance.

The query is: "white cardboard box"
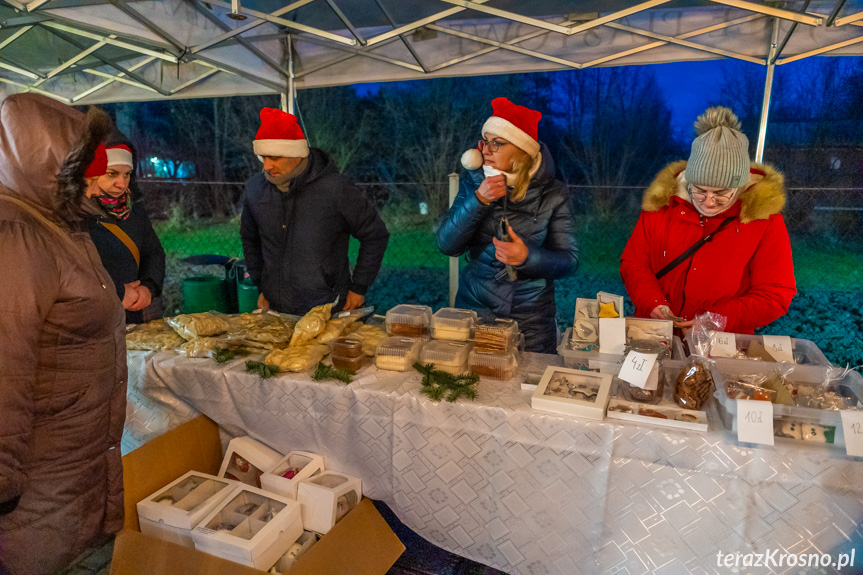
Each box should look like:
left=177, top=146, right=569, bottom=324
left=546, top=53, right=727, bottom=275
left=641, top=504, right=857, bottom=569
left=606, top=398, right=709, bottom=432
left=531, top=367, right=612, bottom=421
left=137, top=471, right=237, bottom=548
left=269, top=531, right=319, bottom=574
left=219, top=436, right=284, bottom=488
left=297, top=471, right=363, bottom=534
left=192, top=485, right=303, bottom=570
left=261, top=451, right=327, bottom=500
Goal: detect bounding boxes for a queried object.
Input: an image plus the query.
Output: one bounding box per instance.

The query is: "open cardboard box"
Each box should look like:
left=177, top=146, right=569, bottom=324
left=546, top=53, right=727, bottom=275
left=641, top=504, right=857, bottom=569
left=111, top=416, right=405, bottom=575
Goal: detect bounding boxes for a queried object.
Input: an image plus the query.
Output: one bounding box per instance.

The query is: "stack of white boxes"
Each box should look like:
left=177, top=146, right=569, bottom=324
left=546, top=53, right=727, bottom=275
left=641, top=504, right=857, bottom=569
left=136, top=435, right=363, bottom=572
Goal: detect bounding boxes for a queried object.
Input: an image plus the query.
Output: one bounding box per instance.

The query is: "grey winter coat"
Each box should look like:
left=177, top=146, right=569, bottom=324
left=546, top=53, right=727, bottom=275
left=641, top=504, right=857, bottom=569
left=436, top=144, right=578, bottom=353
left=0, top=95, right=126, bottom=574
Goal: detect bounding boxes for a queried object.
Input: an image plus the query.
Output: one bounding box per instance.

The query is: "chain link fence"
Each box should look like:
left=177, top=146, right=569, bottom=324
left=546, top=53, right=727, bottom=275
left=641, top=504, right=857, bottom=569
left=138, top=180, right=863, bottom=366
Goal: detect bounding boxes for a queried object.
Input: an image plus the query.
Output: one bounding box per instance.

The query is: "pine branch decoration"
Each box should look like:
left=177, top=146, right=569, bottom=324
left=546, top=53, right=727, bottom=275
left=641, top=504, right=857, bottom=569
left=311, top=361, right=355, bottom=384
left=245, top=360, right=279, bottom=379
left=413, top=362, right=479, bottom=403
left=213, top=347, right=251, bottom=364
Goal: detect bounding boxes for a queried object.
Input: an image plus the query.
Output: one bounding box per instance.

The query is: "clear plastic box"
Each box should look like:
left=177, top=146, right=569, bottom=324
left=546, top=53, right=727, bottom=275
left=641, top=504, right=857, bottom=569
left=375, top=336, right=425, bottom=371
left=559, top=327, right=684, bottom=370
left=473, top=319, right=519, bottom=353
left=684, top=333, right=832, bottom=381
left=430, top=308, right=477, bottom=341
left=330, top=337, right=364, bottom=358
left=331, top=354, right=367, bottom=371
left=711, top=362, right=862, bottom=433
left=385, top=304, right=432, bottom=337
left=420, top=340, right=472, bottom=374
left=469, top=349, right=518, bottom=380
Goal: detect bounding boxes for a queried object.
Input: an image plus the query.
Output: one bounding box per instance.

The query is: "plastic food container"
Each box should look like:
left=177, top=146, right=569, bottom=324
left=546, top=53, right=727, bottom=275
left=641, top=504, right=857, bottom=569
left=331, top=354, right=367, bottom=371
left=473, top=319, right=519, bottom=353
left=420, top=340, right=472, bottom=375
left=375, top=337, right=425, bottom=371
left=385, top=305, right=432, bottom=337
left=711, top=362, right=862, bottom=433
left=684, top=333, right=832, bottom=381
left=559, top=328, right=684, bottom=371
left=330, top=337, right=364, bottom=359
left=469, top=349, right=517, bottom=380
left=430, top=308, right=477, bottom=341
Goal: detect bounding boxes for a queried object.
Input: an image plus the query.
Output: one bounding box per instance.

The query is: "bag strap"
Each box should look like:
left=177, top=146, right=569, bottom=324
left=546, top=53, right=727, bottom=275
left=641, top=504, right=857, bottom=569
left=99, top=221, right=140, bottom=266
left=655, top=217, right=734, bottom=280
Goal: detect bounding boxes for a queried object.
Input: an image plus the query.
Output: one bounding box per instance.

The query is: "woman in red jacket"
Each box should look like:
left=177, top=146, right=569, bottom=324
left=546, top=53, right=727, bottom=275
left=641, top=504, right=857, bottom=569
left=620, top=106, right=796, bottom=334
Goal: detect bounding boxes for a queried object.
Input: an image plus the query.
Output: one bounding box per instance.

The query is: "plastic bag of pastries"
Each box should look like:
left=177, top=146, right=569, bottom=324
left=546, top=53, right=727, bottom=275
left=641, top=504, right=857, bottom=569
left=126, top=319, right=186, bottom=351
left=166, top=312, right=231, bottom=340
left=290, top=303, right=333, bottom=346
left=265, top=344, right=331, bottom=372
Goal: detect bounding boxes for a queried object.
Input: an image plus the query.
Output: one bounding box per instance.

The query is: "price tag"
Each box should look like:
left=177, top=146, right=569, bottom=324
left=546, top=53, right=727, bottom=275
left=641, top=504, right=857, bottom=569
left=599, top=317, right=626, bottom=354
left=736, top=399, right=774, bottom=445
left=761, top=335, right=794, bottom=363
left=618, top=351, right=659, bottom=390
left=710, top=332, right=737, bottom=358
left=840, top=411, right=863, bottom=457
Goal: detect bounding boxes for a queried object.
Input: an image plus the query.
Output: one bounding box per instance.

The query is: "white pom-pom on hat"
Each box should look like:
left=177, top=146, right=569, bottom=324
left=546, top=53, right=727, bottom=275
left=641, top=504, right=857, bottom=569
left=461, top=148, right=483, bottom=171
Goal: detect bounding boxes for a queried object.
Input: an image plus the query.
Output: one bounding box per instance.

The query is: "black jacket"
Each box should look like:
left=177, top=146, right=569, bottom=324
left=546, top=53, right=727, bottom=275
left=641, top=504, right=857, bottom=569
left=240, top=148, right=389, bottom=315
left=436, top=143, right=578, bottom=353
left=87, top=195, right=166, bottom=321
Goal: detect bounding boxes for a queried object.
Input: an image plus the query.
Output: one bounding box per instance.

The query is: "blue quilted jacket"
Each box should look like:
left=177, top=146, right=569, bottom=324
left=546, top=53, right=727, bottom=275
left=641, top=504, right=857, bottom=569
left=436, top=144, right=579, bottom=353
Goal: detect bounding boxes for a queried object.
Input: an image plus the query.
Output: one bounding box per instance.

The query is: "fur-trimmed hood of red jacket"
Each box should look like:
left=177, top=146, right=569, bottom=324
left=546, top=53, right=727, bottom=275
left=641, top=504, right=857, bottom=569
left=641, top=160, right=786, bottom=224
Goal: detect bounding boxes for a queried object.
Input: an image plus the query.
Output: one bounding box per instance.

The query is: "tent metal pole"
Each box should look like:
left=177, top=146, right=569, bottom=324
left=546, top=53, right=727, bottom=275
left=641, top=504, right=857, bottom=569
left=755, top=18, right=779, bottom=163
left=283, top=34, right=294, bottom=115
left=448, top=173, right=459, bottom=308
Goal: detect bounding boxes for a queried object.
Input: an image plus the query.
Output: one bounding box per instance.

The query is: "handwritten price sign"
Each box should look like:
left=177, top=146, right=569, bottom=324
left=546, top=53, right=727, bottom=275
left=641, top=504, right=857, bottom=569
left=761, top=335, right=794, bottom=363
left=737, top=399, right=774, bottom=445
left=618, top=351, right=659, bottom=390
left=841, top=411, right=863, bottom=457
left=710, top=332, right=737, bottom=357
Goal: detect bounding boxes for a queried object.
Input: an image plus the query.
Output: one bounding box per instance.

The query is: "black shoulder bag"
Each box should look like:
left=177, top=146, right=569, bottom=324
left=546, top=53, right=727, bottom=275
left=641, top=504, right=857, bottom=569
left=655, top=217, right=734, bottom=280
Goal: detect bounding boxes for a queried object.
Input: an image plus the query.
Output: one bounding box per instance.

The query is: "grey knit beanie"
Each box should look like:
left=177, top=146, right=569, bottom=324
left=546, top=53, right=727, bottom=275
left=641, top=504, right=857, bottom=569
left=685, top=107, right=750, bottom=189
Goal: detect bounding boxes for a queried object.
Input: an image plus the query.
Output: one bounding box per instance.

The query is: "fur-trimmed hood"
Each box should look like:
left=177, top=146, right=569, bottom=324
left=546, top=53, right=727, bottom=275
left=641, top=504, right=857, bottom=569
left=642, top=160, right=785, bottom=224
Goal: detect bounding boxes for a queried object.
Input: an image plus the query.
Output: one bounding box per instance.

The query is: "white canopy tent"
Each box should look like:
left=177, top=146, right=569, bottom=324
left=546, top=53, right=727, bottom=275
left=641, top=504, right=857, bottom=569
left=1, top=0, right=862, bottom=156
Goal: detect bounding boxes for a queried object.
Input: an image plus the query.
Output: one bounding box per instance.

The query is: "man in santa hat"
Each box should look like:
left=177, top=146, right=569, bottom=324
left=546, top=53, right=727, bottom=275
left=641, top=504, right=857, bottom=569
left=241, top=108, right=389, bottom=315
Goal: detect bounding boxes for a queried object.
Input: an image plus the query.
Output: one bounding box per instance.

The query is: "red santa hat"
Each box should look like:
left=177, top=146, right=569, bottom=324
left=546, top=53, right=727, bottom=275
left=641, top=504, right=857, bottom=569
left=253, top=107, right=309, bottom=159
left=105, top=144, right=134, bottom=168
left=482, top=97, right=541, bottom=158
left=85, top=143, right=108, bottom=178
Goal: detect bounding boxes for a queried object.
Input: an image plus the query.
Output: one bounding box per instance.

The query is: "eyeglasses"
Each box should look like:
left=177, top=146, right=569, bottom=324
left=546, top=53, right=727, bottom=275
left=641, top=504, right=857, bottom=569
left=688, top=184, right=737, bottom=205
left=480, top=139, right=509, bottom=152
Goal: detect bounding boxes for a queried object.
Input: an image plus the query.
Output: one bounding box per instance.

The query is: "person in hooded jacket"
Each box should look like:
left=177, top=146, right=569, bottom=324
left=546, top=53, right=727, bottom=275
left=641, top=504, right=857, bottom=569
left=241, top=108, right=389, bottom=316
left=437, top=98, right=579, bottom=353
left=0, top=95, right=126, bottom=575
left=620, top=106, right=796, bottom=334
left=87, top=141, right=166, bottom=324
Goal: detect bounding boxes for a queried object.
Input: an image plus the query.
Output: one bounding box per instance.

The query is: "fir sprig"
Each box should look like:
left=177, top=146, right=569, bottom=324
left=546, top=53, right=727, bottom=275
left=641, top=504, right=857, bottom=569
left=213, top=347, right=251, bottom=364
left=245, top=360, right=279, bottom=379
left=413, top=362, right=479, bottom=403
left=311, top=361, right=355, bottom=384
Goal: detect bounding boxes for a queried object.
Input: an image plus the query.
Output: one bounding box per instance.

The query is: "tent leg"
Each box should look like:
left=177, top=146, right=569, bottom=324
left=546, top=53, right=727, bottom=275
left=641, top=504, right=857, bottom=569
left=281, top=34, right=294, bottom=115
left=448, top=172, right=459, bottom=308
left=755, top=18, right=780, bottom=163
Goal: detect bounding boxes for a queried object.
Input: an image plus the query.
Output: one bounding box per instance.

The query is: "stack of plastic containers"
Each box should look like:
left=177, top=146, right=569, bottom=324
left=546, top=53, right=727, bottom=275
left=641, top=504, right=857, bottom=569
left=329, top=337, right=366, bottom=371
left=375, top=336, right=425, bottom=371
left=385, top=304, right=432, bottom=337
left=430, top=308, right=476, bottom=341
left=469, top=319, right=520, bottom=380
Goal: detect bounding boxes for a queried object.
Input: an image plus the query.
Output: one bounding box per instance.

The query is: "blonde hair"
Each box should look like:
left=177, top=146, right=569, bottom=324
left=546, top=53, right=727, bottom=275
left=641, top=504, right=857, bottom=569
left=509, top=147, right=532, bottom=203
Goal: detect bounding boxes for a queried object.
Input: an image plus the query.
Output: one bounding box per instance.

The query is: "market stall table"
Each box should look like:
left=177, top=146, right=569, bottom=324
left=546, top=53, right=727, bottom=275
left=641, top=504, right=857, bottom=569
left=124, top=350, right=863, bottom=574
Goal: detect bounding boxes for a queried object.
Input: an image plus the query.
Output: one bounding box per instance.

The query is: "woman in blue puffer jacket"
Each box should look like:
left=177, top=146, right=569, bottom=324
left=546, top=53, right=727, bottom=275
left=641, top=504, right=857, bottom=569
left=436, top=98, right=579, bottom=353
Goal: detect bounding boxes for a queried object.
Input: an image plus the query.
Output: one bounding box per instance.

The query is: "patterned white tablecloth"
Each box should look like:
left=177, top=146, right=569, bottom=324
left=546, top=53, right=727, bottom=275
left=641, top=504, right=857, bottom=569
left=124, top=350, right=863, bottom=574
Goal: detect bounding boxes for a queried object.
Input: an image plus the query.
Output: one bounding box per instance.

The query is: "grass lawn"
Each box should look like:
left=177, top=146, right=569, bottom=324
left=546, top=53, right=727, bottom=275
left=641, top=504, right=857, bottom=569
left=154, top=217, right=863, bottom=291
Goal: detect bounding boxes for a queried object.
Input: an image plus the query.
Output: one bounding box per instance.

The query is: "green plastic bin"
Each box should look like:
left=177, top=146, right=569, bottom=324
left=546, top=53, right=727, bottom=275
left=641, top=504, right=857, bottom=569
left=237, top=279, right=260, bottom=313
left=182, top=275, right=228, bottom=313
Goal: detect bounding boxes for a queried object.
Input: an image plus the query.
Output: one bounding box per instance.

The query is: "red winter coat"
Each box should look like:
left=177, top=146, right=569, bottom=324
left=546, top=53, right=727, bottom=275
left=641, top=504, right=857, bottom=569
left=620, top=160, right=796, bottom=334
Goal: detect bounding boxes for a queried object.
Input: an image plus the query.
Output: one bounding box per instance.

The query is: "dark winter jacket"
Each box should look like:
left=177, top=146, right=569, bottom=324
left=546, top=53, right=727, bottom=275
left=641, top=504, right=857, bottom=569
left=241, top=148, right=389, bottom=315
left=0, top=95, right=126, bottom=575
left=87, top=195, right=166, bottom=324
left=621, top=160, right=796, bottom=334
left=437, top=144, right=579, bottom=353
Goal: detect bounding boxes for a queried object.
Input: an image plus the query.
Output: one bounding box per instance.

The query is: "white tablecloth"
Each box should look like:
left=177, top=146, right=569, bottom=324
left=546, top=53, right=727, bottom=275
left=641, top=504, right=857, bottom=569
left=123, top=350, right=863, bottom=574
